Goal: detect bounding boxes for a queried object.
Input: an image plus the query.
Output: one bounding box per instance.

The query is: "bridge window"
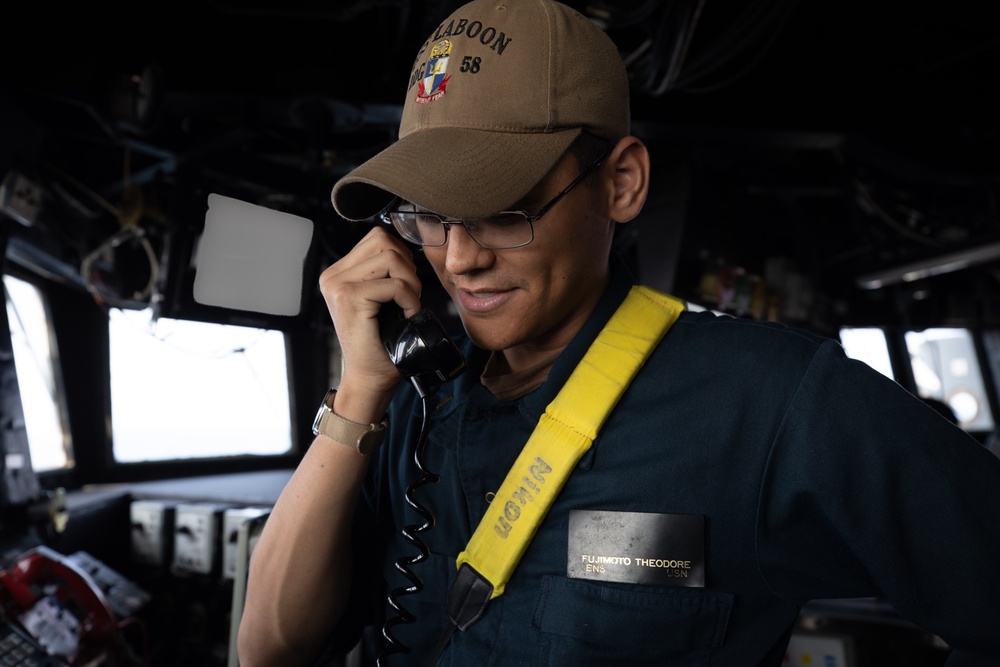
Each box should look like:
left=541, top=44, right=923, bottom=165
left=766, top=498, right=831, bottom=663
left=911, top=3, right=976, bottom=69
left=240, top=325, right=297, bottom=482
left=905, top=328, right=995, bottom=432
left=839, top=327, right=895, bottom=381
left=108, top=308, right=292, bottom=463
left=3, top=275, right=72, bottom=472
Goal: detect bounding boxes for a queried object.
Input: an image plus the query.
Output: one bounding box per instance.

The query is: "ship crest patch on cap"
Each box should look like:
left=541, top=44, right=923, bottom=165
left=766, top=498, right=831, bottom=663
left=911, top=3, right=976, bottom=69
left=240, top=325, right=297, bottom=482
left=416, top=39, right=453, bottom=104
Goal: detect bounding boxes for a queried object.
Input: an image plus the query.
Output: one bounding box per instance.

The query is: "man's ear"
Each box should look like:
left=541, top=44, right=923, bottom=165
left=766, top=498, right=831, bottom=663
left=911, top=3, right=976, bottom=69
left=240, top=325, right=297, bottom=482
left=605, top=136, right=650, bottom=223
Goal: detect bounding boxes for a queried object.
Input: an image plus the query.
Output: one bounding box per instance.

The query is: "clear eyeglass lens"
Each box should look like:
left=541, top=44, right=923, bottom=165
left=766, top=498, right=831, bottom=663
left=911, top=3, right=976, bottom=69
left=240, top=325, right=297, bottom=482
left=472, top=213, right=532, bottom=248
left=391, top=211, right=532, bottom=249
left=413, top=213, right=447, bottom=245
left=388, top=211, right=440, bottom=246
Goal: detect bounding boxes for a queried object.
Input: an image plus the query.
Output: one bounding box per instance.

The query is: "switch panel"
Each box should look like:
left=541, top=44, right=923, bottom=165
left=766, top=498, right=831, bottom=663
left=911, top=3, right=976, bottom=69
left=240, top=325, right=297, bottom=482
left=222, top=507, right=270, bottom=580
left=130, top=500, right=176, bottom=566
left=172, top=503, right=230, bottom=576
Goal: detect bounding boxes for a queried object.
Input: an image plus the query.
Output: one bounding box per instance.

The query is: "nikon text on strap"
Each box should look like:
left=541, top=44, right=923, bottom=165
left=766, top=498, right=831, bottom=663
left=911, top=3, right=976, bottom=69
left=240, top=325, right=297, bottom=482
left=431, top=285, right=686, bottom=663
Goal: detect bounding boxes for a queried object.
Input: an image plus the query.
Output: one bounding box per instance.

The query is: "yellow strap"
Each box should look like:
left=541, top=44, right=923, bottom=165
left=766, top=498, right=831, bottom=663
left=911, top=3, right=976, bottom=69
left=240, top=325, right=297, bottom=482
left=455, top=285, right=686, bottom=598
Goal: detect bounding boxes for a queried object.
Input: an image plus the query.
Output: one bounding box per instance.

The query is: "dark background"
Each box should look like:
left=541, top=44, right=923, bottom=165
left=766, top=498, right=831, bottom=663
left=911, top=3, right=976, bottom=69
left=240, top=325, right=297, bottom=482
left=3, top=0, right=999, bottom=336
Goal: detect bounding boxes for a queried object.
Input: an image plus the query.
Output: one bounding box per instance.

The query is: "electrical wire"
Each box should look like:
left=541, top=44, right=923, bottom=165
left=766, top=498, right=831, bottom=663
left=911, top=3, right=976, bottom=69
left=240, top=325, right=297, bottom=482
left=675, top=0, right=798, bottom=94
left=615, top=0, right=799, bottom=97
left=833, top=151, right=948, bottom=249
left=850, top=177, right=947, bottom=248
left=675, top=0, right=778, bottom=81
left=589, top=0, right=666, bottom=31
left=378, top=388, right=441, bottom=666
left=647, top=0, right=707, bottom=96
left=46, top=143, right=165, bottom=307
left=79, top=225, right=161, bottom=306
left=39, top=160, right=122, bottom=219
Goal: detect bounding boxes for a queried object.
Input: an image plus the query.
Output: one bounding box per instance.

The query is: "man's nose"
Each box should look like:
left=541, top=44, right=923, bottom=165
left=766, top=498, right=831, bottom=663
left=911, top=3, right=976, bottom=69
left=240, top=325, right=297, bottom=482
left=444, top=222, right=493, bottom=273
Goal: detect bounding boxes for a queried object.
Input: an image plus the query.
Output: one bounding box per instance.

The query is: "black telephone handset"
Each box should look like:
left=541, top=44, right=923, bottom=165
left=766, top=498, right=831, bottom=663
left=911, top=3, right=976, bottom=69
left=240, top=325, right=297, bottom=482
left=378, top=303, right=466, bottom=396
left=376, top=303, right=465, bottom=665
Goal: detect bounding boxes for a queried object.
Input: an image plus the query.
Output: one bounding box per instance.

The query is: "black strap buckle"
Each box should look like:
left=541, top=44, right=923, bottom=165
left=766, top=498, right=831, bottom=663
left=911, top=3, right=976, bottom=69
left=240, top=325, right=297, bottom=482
left=447, top=563, right=493, bottom=630
left=429, top=563, right=493, bottom=666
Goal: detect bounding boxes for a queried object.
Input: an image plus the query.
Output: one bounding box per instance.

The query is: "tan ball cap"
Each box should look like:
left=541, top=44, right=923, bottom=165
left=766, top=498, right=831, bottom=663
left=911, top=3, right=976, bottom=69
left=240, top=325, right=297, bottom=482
left=331, top=0, right=630, bottom=221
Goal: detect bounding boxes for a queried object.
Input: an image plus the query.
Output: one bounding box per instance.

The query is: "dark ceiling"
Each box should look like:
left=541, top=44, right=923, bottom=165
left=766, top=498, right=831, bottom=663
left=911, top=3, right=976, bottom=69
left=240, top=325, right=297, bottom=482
left=2, top=0, right=1000, bottom=334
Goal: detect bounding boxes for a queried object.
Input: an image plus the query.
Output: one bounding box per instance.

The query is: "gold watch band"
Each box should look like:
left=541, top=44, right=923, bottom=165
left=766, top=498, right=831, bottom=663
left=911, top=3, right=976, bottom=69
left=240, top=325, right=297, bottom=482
left=311, top=389, right=388, bottom=455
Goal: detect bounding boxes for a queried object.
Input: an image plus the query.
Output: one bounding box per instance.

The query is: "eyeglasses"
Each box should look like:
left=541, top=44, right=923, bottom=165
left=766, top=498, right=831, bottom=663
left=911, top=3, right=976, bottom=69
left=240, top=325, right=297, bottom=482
left=381, top=147, right=610, bottom=250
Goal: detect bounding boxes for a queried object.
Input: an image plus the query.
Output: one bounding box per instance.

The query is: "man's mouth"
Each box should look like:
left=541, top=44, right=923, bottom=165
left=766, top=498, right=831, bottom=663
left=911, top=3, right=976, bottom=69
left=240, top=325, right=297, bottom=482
left=456, top=287, right=514, bottom=314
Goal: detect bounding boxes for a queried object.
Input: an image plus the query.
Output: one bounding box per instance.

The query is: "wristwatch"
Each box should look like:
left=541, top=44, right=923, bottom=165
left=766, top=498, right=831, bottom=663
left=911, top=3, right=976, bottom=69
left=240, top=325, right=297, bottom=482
left=311, top=389, right=388, bottom=455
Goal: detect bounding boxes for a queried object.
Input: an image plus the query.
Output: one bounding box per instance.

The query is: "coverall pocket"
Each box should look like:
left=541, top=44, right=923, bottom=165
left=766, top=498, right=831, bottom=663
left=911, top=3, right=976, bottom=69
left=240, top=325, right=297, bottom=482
left=532, top=575, right=733, bottom=666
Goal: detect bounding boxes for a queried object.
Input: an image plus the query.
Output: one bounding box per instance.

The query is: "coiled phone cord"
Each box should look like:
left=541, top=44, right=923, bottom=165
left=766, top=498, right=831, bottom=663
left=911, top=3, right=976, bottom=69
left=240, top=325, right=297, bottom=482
left=378, top=389, right=440, bottom=665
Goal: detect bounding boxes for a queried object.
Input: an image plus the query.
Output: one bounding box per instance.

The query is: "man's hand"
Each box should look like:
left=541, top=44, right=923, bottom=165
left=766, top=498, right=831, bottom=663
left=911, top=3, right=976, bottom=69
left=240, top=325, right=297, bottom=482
left=319, top=226, right=424, bottom=400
